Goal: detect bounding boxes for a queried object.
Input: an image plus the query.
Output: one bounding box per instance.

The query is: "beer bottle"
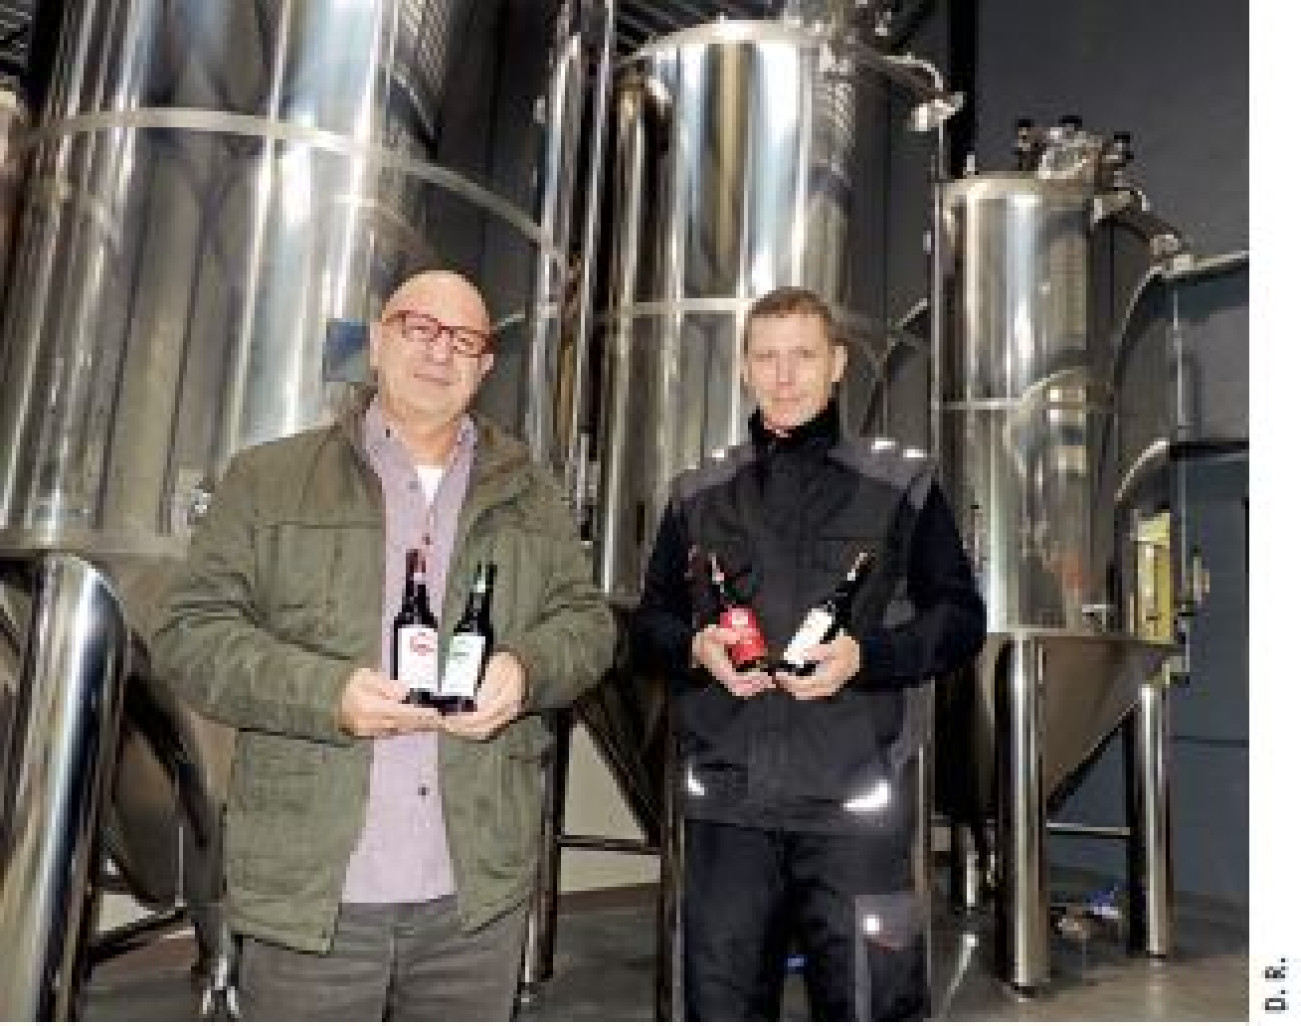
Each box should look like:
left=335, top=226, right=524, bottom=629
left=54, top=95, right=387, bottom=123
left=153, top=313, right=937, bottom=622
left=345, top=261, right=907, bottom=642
left=709, top=553, right=769, bottom=674
left=439, top=562, right=496, bottom=713
left=778, top=550, right=874, bottom=676
left=395, top=548, right=440, bottom=706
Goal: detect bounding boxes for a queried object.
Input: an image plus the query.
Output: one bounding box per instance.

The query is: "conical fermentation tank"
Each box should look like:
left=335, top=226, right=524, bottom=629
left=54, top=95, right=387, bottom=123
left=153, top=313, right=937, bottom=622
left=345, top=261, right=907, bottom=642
left=934, top=123, right=1179, bottom=795
left=933, top=120, right=1183, bottom=990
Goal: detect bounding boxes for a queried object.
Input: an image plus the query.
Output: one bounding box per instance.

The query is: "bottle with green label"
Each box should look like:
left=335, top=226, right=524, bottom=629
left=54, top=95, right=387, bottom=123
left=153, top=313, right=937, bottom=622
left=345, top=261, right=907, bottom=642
left=438, top=561, right=496, bottom=712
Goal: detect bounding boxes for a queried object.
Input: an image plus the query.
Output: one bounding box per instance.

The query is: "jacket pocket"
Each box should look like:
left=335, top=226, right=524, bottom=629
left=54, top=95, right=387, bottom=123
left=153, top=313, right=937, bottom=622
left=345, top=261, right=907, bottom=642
left=811, top=532, right=881, bottom=578
left=777, top=690, right=889, bottom=804
left=809, top=531, right=888, bottom=626
left=227, top=733, right=324, bottom=815
left=260, top=523, right=379, bottom=655
left=689, top=529, right=762, bottom=625
left=457, top=740, right=543, bottom=876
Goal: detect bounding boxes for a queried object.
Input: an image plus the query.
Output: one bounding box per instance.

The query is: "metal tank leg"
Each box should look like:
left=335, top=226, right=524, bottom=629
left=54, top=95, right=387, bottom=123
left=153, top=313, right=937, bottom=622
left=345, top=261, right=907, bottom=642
left=950, top=821, right=985, bottom=912
left=994, top=636, right=1049, bottom=991
left=520, top=710, right=573, bottom=1000
left=1125, top=677, right=1174, bottom=957
left=655, top=714, right=684, bottom=1022
left=0, top=554, right=131, bottom=1020
left=914, top=680, right=936, bottom=1014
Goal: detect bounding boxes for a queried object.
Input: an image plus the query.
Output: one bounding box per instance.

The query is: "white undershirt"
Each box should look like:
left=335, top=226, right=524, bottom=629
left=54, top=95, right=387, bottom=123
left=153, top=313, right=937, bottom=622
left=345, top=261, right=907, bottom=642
left=416, top=465, right=444, bottom=503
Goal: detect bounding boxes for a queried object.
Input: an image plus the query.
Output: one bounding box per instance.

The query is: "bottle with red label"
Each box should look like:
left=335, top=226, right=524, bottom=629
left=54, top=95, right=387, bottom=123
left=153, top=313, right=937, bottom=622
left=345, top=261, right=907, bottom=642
left=395, top=548, right=441, bottom=706
left=708, top=552, right=770, bottom=673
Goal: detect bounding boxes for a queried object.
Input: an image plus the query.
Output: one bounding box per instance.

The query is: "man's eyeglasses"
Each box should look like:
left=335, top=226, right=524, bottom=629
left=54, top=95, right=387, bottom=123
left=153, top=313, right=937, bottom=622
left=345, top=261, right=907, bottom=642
left=383, top=311, right=493, bottom=358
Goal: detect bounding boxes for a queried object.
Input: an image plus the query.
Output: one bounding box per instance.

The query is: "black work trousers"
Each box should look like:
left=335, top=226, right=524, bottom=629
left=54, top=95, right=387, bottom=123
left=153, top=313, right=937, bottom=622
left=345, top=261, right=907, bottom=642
left=682, top=819, right=926, bottom=1021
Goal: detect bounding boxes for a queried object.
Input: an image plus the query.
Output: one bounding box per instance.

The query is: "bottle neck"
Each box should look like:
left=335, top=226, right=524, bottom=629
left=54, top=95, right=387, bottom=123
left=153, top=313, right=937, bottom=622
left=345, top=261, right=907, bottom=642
left=401, top=549, right=424, bottom=607
left=463, top=591, right=487, bottom=620
left=461, top=565, right=495, bottom=624
left=840, top=553, right=872, bottom=595
left=414, top=577, right=436, bottom=618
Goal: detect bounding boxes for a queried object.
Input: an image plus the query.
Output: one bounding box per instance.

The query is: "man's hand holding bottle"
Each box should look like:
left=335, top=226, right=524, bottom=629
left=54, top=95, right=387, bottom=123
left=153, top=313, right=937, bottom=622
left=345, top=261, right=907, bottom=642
left=338, top=652, right=527, bottom=741
left=338, top=667, right=441, bottom=738
left=774, top=632, right=861, bottom=700
left=437, top=650, right=526, bottom=741
left=691, top=623, right=774, bottom=698
left=696, top=548, right=871, bottom=701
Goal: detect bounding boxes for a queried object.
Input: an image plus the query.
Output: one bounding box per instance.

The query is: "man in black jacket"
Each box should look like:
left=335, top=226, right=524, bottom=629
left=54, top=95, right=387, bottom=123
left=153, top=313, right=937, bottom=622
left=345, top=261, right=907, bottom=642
left=632, top=286, right=985, bottom=1020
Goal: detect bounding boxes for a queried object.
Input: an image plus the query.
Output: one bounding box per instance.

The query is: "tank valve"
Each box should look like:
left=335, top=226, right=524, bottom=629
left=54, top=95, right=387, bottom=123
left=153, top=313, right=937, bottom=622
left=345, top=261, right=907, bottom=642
left=1081, top=602, right=1115, bottom=632
left=1102, top=130, right=1133, bottom=180
left=1014, top=117, right=1036, bottom=173
left=1190, top=545, right=1211, bottom=607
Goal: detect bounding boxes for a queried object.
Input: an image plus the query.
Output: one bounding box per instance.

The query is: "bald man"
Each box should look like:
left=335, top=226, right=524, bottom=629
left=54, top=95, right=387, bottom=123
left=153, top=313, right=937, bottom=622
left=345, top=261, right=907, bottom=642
left=151, top=271, right=615, bottom=1019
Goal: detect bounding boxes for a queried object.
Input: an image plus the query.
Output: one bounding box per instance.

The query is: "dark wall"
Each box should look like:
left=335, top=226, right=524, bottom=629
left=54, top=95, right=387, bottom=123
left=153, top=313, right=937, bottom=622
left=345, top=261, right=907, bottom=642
left=972, top=0, right=1249, bottom=905
left=975, top=0, right=1248, bottom=439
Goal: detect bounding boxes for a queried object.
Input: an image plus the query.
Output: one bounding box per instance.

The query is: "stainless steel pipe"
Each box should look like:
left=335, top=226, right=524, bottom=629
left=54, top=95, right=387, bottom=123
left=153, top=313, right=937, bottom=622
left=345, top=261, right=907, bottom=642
left=561, top=0, right=615, bottom=509
left=0, top=554, right=130, bottom=1020
left=520, top=0, right=615, bottom=990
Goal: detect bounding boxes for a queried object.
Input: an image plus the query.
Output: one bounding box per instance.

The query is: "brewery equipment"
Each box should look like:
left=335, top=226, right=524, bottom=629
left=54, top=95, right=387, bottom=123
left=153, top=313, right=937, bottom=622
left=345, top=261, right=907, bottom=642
left=0, top=85, right=26, bottom=285
left=0, top=556, right=128, bottom=1020
left=595, top=16, right=957, bottom=603
left=933, top=116, right=1185, bottom=989
left=0, top=0, right=603, bottom=1014
left=591, top=7, right=960, bottom=1015
left=0, top=0, right=1222, bottom=1013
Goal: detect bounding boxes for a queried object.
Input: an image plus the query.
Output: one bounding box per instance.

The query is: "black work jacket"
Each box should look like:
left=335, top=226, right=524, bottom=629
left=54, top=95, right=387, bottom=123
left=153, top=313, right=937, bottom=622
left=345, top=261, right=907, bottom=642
left=631, top=402, right=986, bottom=833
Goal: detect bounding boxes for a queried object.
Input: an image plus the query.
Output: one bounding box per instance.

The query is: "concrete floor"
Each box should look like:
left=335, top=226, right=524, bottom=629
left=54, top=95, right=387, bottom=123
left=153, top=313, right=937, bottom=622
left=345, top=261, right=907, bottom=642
left=80, top=883, right=1246, bottom=1021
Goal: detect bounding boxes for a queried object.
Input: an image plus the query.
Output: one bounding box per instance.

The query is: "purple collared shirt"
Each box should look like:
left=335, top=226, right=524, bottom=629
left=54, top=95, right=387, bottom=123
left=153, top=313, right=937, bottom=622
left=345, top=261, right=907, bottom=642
left=340, top=400, right=477, bottom=904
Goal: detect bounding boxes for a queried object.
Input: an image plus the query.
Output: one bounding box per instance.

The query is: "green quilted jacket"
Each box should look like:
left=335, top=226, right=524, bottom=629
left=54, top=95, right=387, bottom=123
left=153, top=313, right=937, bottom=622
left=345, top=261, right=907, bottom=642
left=149, top=396, right=615, bottom=951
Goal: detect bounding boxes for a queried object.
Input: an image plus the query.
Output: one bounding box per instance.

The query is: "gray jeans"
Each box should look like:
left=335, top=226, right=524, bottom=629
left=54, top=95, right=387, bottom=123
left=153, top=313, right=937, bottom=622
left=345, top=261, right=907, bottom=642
left=237, top=898, right=529, bottom=1021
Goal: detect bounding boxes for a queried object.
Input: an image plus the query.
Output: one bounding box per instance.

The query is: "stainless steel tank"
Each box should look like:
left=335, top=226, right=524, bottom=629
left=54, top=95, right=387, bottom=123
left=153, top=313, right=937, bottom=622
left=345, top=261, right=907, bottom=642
left=0, top=0, right=587, bottom=564
left=0, top=555, right=130, bottom=1020
left=0, top=0, right=596, bottom=1009
left=0, top=86, right=27, bottom=289
left=589, top=19, right=958, bottom=1017
left=933, top=122, right=1181, bottom=990
left=594, top=20, right=951, bottom=602
left=938, top=176, right=1103, bottom=632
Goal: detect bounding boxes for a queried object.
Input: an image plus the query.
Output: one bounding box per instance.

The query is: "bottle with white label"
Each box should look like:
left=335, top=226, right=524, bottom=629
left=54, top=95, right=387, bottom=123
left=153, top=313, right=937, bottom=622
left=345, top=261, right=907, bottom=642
left=778, top=550, right=874, bottom=676
left=395, top=548, right=441, bottom=705
left=438, top=561, right=496, bottom=713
